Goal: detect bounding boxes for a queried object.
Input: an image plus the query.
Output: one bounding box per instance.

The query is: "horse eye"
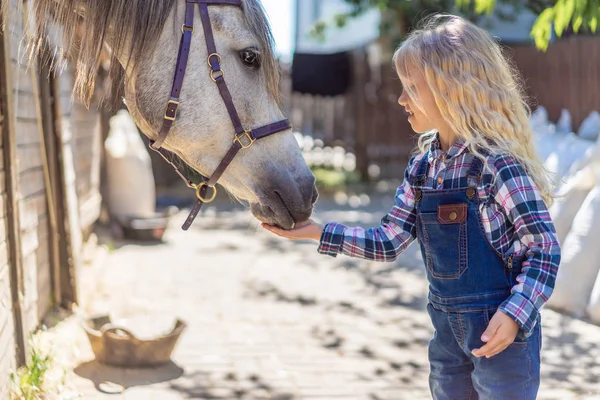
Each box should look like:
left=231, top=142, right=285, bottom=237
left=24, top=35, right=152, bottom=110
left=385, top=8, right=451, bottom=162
left=239, top=49, right=260, bottom=69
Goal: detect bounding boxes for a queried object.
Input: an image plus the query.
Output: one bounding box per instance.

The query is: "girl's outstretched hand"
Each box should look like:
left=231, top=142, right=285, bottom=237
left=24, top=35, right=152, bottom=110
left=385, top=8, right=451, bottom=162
left=262, top=219, right=323, bottom=241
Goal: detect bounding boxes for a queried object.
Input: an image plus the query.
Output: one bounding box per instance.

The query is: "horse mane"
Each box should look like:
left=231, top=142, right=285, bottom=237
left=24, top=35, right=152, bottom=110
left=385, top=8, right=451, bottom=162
left=7, top=0, right=280, bottom=108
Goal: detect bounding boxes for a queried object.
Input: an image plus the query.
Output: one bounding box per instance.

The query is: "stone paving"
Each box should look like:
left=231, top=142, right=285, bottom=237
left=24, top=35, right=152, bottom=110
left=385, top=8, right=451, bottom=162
left=39, top=189, right=600, bottom=399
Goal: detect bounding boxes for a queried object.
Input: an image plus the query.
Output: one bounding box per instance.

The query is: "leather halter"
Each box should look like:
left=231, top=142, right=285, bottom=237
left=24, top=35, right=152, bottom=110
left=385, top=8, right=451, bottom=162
left=148, top=0, right=291, bottom=230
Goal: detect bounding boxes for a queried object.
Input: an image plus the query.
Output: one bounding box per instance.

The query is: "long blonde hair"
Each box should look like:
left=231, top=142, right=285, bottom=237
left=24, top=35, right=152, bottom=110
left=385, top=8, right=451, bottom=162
left=393, top=14, right=554, bottom=206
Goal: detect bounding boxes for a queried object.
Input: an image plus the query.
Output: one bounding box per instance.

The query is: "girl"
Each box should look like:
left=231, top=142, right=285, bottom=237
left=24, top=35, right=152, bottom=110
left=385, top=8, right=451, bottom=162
left=263, top=14, right=560, bottom=400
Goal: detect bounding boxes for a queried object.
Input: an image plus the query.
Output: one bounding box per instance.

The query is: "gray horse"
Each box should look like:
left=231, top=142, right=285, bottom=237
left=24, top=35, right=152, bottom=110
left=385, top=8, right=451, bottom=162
left=18, top=0, right=317, bottom=229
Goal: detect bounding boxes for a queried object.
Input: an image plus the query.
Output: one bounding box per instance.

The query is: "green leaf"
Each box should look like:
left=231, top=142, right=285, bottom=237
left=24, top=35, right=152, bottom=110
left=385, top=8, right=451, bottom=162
left=531, top=8, right=555, bottom=51
left=572, top=15, right=583, bottom=32
left=334, top=13, right=349, bottom=28
left=474, top=0, right=495, bottom=15
left=554, top=0, right=574, bottom=37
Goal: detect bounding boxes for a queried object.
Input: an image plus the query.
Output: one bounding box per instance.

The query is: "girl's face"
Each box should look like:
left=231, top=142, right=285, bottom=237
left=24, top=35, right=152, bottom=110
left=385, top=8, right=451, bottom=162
left=397, top=65, right=445, bottom=134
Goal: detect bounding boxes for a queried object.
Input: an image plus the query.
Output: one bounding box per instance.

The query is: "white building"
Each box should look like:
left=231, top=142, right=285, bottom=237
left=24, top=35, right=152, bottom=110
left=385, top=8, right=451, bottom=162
left=293, top=0, right=538, bottom=56
left=294, top=0, right=381, bottom=54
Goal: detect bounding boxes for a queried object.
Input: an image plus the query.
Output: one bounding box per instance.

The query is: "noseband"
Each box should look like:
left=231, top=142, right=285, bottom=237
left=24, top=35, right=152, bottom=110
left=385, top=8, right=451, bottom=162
left=149, top=0, right=291, bottom=230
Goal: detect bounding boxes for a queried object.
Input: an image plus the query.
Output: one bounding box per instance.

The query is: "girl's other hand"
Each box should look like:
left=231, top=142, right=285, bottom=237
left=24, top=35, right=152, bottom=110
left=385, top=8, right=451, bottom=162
left=471, top=310, right=519, bottom=358
left=261, top=219, right=323, bottom=241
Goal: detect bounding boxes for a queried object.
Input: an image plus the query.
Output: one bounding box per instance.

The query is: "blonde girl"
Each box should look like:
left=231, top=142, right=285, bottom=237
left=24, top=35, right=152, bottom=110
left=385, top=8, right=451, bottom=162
left=264, top=14, right=560, bottom=399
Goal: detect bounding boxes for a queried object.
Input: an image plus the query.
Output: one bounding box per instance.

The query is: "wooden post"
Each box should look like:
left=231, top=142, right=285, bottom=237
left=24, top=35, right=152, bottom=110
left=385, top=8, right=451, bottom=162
left=37, top=59, right=62, bottom=308
left=352, top=48, right=369, bottom=182
left=48, top=73, right=79, bottom=308
left=0, top=11, right=27, bottom=367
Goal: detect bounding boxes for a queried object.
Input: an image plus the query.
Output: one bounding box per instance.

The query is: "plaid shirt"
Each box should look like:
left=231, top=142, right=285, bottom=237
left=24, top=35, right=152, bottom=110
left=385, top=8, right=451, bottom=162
left=318, top=137, right=561, bottom=336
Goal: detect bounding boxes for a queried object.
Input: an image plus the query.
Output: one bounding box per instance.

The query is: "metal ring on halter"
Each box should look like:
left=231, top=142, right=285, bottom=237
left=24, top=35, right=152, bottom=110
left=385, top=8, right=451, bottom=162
left=210, top=69, right=224, bottom=82
left=195, top=182, right=217, bottom=203
left=207, top=53, right=222, bottom=67
left=208, top=53, right=224, bottom=82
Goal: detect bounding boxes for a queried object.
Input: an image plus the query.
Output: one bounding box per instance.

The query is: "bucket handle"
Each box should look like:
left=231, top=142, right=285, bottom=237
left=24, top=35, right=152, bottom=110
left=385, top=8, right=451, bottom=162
left=100, top=324, right=138, bottom=341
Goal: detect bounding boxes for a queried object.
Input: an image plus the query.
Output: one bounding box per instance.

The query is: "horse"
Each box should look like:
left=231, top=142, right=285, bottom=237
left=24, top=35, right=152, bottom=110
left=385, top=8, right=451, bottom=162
left=12, top=0, right=318, bottom=230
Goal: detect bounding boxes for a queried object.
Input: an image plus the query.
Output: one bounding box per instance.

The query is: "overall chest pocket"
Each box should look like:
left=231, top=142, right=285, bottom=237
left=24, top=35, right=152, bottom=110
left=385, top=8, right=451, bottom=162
left=417, top=203, right=468, bottom=279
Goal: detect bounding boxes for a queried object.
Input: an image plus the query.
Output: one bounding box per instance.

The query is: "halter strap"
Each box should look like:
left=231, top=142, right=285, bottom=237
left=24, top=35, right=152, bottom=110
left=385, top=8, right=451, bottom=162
left=150, top=1, right=195, bottom=149
left=198, top=2, right=245, bottom=134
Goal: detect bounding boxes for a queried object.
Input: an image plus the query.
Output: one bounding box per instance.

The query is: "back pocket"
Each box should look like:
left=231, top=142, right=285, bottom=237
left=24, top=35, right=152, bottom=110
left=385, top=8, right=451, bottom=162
left=418, top=203, right=468, bottom=279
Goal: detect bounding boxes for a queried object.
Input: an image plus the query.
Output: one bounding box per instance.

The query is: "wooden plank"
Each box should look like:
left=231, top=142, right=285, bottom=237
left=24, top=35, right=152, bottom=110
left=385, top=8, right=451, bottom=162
left=15, top=91, right=41, bottom=120
left=38, top=58, right=62, bottom=307
left=0, top=196, right=7, bottom=220
left=0, top=218, right=7, bottom=245
left=17, top=169, right=45, bottom=200
left=10, top=60, right=36, bottom=91
left=0, top=284, right=16, bottom=396
left=18, top=42, right=58, bottom=325
left=0, top=9, right=27, bottom=367
left=79, top=191, right=102, bottom=231
left=14, top=119, right=42, bottom=146
left=17, top=147, right=44, bottom=175
left=51, top=70, right=80, bottom=307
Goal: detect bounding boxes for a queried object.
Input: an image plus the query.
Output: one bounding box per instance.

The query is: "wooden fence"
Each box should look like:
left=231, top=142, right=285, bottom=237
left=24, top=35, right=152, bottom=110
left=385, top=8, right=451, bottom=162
left=282, top=36, right=600, bottom=180
left=0, top=1, right=105, bottom=395
left=509, top=36, right=600, bottom=130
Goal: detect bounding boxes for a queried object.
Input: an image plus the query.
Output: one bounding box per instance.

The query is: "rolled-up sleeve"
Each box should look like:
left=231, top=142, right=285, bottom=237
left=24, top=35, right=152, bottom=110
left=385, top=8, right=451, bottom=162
left=317, top=156, right=420, bottom=261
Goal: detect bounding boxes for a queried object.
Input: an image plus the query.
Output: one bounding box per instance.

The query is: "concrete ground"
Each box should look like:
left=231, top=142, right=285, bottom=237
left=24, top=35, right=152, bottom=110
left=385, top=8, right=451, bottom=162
left=38, top=186, right=600, bottom=399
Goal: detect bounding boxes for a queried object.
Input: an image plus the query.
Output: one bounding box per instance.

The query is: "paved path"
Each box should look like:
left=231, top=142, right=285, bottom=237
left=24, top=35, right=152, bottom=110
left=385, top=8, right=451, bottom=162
left=40, top=190, right=600, bottom=399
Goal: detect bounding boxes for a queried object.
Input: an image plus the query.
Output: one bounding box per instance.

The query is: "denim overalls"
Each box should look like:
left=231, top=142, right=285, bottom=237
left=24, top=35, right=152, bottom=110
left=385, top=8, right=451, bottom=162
left=413, top=152, right=541, bottom=400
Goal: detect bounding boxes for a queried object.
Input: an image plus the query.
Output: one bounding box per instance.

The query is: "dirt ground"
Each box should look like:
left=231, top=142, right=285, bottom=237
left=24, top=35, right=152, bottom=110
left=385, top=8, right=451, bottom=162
left=35, top=186, right=600, bottom=399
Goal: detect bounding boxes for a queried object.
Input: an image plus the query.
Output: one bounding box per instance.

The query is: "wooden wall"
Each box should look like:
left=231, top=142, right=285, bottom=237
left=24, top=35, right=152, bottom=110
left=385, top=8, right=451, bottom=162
left=8, top=0, right=52, bottom=340
left=0, top=0, right=105, bottom=396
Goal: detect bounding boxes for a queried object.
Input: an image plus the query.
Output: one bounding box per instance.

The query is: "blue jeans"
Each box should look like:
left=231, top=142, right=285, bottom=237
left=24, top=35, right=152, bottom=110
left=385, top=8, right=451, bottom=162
left=427, top=303, right=541, bottom=400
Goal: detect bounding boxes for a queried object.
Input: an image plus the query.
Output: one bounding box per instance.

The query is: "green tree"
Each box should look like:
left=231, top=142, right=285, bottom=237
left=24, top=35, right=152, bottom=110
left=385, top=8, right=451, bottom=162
left=313, top=0, right=600, bottom=51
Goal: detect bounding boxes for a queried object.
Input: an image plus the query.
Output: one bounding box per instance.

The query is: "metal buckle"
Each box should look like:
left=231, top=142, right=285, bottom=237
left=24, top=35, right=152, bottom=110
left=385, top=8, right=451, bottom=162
left=234, top=130, right=255, bottom=149
left=195, top=182, right=217, bottom=203
left=181, top=24, right=194, bottom=34
left=164, top=99, right=180, bottom=121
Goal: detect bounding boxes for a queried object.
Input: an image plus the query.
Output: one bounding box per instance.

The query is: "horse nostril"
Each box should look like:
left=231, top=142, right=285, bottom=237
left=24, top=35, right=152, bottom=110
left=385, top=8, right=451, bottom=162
left=301, top=176, right=318, bottom=207
left=310, top=184, right=319, bottom=205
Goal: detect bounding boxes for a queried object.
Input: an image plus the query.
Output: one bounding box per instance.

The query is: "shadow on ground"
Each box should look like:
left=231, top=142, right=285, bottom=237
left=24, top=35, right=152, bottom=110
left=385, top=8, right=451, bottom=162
left=74, top=360, right=184, bottom=393
left=169, top=370, right=298, bottom=399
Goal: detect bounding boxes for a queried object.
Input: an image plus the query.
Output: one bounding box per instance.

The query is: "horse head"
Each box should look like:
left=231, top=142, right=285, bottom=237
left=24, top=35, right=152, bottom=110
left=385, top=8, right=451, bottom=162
left=28, top=0, right=317, bottom=229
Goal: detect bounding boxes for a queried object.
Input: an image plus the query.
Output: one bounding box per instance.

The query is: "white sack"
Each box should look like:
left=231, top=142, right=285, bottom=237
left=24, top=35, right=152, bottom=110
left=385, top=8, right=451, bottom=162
left=105, top=110, right=156, bottom=219
left=547, top=171, right=600, bottom=317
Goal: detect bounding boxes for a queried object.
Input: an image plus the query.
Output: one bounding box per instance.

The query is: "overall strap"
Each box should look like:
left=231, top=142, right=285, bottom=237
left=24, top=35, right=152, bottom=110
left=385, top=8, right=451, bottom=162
left=465, top=155, right=485, bottom=199
left=412, top=151, right=430, bottom=202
